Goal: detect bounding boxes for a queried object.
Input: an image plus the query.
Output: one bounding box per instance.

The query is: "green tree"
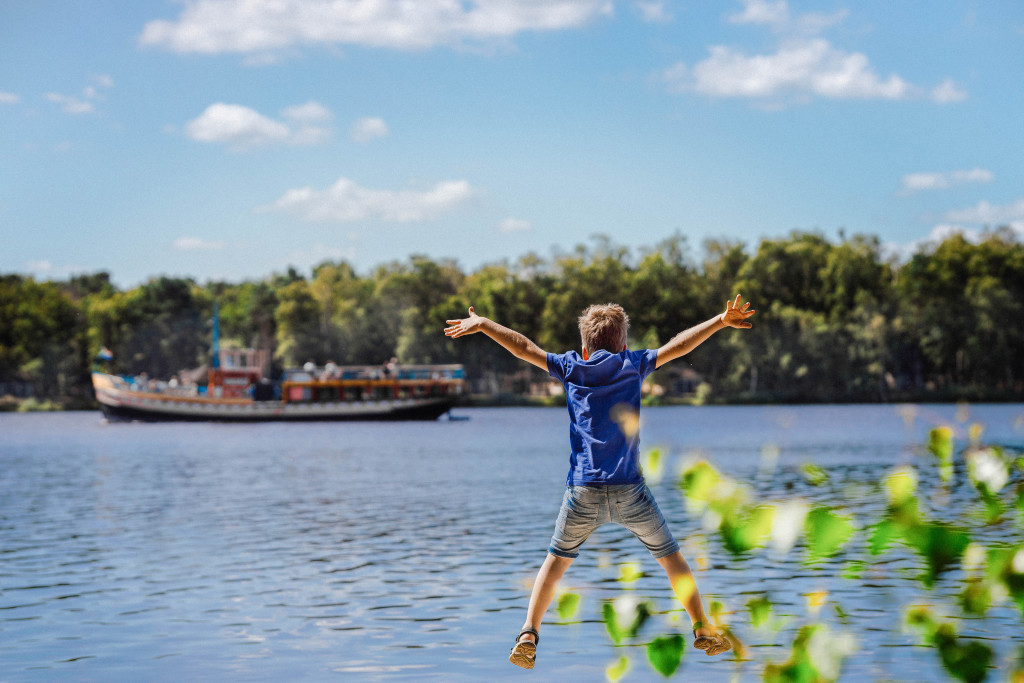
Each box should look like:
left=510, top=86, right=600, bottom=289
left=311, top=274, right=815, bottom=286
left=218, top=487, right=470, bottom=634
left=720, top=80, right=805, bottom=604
left=0, top=275, right=81, bottom=398
left=274, top=278, right=321, bottom=367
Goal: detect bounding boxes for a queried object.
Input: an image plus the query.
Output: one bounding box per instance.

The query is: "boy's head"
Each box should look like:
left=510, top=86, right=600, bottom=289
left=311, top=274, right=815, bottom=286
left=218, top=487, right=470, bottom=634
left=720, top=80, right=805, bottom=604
left=578, top=303, right=629, bottom=357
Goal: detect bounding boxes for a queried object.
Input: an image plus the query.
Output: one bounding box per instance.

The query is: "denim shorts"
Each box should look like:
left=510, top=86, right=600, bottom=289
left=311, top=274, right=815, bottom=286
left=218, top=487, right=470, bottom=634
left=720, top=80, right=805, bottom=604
left=548, top=483, right=680, bottom=559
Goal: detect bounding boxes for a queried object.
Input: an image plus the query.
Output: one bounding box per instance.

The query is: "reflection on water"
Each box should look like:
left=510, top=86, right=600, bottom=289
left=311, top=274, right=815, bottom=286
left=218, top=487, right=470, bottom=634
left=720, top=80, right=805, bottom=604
left=1, top=405, right=1022, bottom=681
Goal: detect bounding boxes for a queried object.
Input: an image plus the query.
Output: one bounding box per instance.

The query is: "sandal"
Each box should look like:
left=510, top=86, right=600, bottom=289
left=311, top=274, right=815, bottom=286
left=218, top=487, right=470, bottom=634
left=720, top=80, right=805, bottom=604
left=509, top=627, right=540, bottom=669
left=692, top=622, right=732, bottom=657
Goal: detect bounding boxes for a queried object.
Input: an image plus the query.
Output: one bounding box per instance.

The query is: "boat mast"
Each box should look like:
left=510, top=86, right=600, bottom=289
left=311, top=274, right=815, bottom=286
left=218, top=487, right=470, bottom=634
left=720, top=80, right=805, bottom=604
left=211, top=301, right=221, bottom=370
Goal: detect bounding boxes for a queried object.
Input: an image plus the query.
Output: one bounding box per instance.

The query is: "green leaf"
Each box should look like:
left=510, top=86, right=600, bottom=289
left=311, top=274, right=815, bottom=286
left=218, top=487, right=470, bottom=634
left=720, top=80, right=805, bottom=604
left=939, top=639, right=993, bottom=683
left=719, top=504, right=775, bottom=555
left=867, top=519, right=900, bottom=556
left=804, top=506, right=855, bottom=563
left=800, top=462, right=829, bottom=486
left=618, top=562, right=643, bottom=584
left=557, top=591, right=581, bottom=621
left=986, top=546, right=1024, bottom=617
left=908, top=608, right=993, bottom=683
left=747, top=594, right=774, bottom=628
left=647, top=635, right=685, bottom=677
left=841, top=560, right=864, bottom=580
left=884, top=466, right=918, bottom=505
left=641, top=448, right=664, bottom=483
left=602, top=599, right=651, bottom=645
left=928, top=427, right=955, bottom=483
left=602, top=601, right=624, bottom=645
left=762, top=624, right=824, bottom=683
left=679, top=460, right=721, bottom=508
left=958, top=580, right=991, bottom=615
left=904, top=522, right=971, bottom=588
left=605, top=655, right=630, bottom=682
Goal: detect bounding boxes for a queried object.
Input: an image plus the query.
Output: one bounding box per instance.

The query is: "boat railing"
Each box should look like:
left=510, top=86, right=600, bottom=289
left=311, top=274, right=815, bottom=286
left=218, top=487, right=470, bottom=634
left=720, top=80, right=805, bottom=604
left=97, top=363, right=465, bottom=405
left=282, top=363, right=465, bottom=382
left=102, top=373, right=203, bottom=398
left=279, top=363, right=465, bottom=404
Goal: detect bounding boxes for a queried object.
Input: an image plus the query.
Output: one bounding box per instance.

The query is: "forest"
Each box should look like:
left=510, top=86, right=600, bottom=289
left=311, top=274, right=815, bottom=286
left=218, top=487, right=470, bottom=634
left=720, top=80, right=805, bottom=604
left=2, top=227, right=1023, bottom=408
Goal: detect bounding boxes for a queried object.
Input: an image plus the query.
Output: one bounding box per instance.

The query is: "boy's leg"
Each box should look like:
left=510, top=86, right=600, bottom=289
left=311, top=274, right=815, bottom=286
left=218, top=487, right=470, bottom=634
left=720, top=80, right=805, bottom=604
left=655, top=551, right=713, bottom=635
left=518, top=553, right=574, bottom=644
left=658, top=551, right=731, bottom=656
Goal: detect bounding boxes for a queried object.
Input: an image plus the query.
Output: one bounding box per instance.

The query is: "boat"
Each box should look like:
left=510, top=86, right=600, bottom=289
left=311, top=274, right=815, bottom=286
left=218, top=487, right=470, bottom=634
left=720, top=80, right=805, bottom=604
left=91, top=305, right=465, bottom=422
left=91, top=363, right=465, bottom=422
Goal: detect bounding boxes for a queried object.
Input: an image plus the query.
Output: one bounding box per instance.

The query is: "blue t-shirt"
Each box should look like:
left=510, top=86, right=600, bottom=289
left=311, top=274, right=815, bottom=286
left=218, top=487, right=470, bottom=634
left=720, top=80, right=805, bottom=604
left=546, top=348, right=659, bottom=486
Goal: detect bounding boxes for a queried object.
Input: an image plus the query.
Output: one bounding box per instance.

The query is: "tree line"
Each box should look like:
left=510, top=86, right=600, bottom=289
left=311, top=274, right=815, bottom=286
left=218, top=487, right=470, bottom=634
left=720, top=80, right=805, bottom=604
left=2, top=228, right=1022, bottom=407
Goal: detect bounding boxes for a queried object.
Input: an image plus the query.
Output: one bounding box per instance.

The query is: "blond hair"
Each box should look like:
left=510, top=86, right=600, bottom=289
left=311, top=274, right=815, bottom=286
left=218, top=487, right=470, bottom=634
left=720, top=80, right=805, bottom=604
left=578, top=303, right=629, bottom=353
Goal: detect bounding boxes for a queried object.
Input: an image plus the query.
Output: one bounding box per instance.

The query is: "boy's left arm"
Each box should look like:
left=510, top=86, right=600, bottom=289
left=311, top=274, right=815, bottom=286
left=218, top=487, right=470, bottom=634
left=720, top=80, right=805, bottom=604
left=444, top=306, right=549, bottom=370
left=655, top=294, right=754, bottom=369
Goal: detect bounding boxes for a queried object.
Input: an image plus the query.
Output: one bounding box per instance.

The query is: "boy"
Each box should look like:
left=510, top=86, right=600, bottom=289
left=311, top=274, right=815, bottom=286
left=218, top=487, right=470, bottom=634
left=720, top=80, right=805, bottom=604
left=444, top=295, right=755, bottom=669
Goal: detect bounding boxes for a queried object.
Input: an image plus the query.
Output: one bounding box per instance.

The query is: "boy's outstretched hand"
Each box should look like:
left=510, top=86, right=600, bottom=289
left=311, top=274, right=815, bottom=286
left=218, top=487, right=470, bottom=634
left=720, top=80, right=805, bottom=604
left=721, top=294, right=755, bottom=329
left=444, top=306, right=484, bottom=338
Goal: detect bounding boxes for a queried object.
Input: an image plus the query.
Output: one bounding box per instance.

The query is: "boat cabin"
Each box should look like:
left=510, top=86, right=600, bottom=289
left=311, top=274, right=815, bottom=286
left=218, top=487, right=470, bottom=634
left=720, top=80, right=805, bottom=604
left=280, top=363, right=465, bottom=404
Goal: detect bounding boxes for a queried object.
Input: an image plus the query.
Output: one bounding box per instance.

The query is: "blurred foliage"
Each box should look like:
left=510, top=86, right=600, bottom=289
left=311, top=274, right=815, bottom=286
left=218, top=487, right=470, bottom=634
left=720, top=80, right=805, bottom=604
left=598, top=417, right=1023, bottom=681
left=4, top=228, right=1024, bottom=404
left=646, top=635, right=685, bottom=677
left=762, top=624, right=856, bottom=683
left=602, top=597, right=651, bottom=646
left=803, top=506, right=855, bottom=564
left=606, top=655, right=631, bottom=682
left=556, top=591, right=581, bottom=621
left=907, top=607, right=993, bottom=683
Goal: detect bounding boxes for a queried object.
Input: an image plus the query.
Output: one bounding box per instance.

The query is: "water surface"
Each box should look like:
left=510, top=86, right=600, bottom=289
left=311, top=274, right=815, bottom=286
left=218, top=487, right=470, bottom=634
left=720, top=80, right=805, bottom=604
left=2, top=404, right=1023, bottom=681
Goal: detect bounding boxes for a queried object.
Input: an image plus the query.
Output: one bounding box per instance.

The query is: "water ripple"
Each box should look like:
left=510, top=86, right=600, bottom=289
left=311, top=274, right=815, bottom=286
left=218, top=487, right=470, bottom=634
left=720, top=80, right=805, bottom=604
left=1, top=406, right=1023, bottom=680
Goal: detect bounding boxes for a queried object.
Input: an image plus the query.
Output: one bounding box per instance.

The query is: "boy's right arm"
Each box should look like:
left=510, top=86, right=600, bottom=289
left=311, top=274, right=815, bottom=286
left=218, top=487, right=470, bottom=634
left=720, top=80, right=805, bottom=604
left=655, top=294, right=754, bottom=369
left=444, top=306, right=549, bottom=370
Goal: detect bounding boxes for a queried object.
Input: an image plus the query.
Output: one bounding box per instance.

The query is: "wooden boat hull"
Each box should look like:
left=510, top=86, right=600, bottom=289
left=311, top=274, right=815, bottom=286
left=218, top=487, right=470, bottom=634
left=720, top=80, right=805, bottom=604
left=92, top=372, right=458, bottom=422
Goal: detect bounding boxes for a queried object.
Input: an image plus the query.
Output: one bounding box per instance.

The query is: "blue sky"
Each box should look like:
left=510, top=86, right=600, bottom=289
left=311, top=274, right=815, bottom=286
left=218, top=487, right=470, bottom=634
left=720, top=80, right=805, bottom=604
left=2, top=0, right=1022, bottom=287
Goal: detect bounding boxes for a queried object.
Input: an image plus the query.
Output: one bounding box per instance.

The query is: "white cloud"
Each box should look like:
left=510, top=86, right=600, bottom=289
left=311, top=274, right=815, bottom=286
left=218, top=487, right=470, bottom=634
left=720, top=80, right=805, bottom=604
left=46, top=92, right=94, bottom=114
left=285, top=243, right=358, bottom=270
left=261, top=177, right=475, bottom=223
left=665, top=39, right=910, bottom=103
left=728, top=0, right=787, bottom=26
left=187, top=104, right=289, bottom=148
left=83, top=75, right=115, bottom=101
left=45, top=75, right=114, bottom=115
left=887, top=217, right=1024, bottom=262
left=0, top=91, right=20, bottom=104
left=139, top=0, right=614, bottom=55
left=944, top=198, right=1024, bottom=228
left=499, top=217, right=532, bottom=232
left=24, top=260, right=84, bottom=279
left=666, top=3, right=958, bottom=107
left=728, top=0, right=846, bottom=35
left=26, top=259, right=54, bottom=272
left=282, top=101, right=332, bottom=122
left=350, top=117, right=389, bottom=143
left=893, top=199, right=1024, bottom=257
left=634, top=1, right=670, bottom=23
left=185, top=102, right=332, bottom=150
left=930, top=78, right=968, bottom=103
left=899, top=168, right=993, bottom=194
left=173, top=236, right=227, bottom=251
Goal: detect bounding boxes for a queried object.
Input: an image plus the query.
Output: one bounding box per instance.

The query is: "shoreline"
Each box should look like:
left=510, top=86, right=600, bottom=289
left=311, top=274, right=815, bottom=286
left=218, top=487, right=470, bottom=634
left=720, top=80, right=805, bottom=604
left=7, top=393, right=1024, bottom=414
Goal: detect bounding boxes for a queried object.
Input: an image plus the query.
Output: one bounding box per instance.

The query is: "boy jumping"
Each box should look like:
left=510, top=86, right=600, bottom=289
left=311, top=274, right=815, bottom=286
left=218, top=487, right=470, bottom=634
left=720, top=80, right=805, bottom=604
left=444, top=295, right=755, bottom=669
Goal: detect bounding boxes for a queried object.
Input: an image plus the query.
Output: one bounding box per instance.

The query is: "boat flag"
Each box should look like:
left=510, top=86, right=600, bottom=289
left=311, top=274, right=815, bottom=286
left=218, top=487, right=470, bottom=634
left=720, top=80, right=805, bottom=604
left=96, top=346, right=114, bottom=361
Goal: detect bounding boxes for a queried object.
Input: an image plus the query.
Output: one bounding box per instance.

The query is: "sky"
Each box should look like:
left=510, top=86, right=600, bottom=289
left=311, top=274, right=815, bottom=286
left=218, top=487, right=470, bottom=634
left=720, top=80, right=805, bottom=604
left=1, top=0, right=1022, bottom=287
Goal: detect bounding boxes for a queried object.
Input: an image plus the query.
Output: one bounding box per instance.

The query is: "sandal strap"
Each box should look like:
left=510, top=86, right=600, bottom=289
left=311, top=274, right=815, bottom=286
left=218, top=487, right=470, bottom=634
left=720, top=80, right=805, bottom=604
left=517, top=627, right=540, bottom=645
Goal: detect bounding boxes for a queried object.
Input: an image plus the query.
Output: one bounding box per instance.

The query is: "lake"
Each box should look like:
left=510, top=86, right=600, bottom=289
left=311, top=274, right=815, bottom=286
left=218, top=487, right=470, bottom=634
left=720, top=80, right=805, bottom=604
left=2, top=404, right=1023, bottom=682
